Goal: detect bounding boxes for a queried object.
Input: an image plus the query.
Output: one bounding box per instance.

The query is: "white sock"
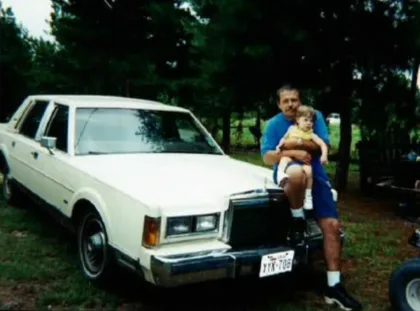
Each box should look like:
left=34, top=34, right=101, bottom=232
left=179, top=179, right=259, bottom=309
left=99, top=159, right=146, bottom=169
left=291, top=207, right=305, bottom=218
left=327, top=271, right=340, bottom=287
left=304, top=189, right=313, bottom=210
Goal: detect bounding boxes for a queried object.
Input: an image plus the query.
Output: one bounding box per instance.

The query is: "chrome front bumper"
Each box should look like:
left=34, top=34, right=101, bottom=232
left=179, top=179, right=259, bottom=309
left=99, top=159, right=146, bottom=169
left=150, top=230, right=344, bottom=287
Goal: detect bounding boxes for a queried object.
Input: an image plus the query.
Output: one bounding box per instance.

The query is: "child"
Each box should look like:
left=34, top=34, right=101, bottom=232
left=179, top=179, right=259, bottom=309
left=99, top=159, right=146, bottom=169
left=275, top=105, right=328, bottom=210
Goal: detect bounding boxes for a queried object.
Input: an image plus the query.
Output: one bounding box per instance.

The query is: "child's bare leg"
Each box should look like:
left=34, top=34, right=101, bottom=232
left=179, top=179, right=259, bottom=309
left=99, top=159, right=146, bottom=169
left=302, top=164, right=313, bottom=210
left=276, top=156, right=292, bottom=187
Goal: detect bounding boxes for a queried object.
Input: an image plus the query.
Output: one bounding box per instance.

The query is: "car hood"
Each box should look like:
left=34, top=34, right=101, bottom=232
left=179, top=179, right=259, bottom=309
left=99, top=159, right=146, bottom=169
left=70, top=153, right=277, bottom=215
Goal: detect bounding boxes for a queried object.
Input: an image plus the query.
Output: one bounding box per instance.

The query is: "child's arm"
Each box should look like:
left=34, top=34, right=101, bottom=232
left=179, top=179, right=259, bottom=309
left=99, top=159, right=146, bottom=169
left=276, top=127, right=292, bottom=152
left=311, top=133, right=329, bottom=164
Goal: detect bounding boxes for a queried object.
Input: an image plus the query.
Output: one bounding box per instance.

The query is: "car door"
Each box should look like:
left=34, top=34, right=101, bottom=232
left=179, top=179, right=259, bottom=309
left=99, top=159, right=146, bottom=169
left=32, top=103, right=74, bottom=211
left=9, top=100, right=52, bottom=195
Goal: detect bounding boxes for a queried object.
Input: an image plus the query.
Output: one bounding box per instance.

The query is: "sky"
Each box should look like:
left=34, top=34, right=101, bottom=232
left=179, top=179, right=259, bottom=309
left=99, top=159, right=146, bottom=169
left=2, top=0, right=53, bottom=40
left=2, top=0, right=420, bottom=87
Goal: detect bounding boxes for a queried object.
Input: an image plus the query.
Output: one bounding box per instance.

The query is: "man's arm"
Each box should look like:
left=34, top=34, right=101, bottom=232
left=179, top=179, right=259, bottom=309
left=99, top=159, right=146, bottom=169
left=281, top=138, right=321, bottom=155
left=261, top=119, right=280, bottom=165
left=263, top=149, right=311, bottom=166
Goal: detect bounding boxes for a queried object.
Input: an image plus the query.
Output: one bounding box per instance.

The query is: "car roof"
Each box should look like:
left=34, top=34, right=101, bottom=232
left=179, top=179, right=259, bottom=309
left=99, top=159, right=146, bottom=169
left=26, top=95, right=189, bottom=113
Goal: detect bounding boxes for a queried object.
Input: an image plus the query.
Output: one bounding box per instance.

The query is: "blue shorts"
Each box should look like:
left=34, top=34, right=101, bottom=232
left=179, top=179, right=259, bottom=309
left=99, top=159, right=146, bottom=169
left=274, top=161, right=339, bottom=220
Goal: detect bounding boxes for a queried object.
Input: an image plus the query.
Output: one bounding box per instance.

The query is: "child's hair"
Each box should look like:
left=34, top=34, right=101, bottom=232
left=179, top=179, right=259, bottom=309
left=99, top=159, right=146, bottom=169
left=296, top=105, right=316, bottom=120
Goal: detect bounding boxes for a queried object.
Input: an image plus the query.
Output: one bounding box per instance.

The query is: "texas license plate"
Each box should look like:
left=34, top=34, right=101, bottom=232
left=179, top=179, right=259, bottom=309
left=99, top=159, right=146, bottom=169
left=259, top=250, right=295, bottom=278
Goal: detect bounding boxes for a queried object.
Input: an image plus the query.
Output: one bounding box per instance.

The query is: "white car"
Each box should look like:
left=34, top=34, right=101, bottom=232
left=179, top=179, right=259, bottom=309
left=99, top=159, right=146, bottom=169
left=326, top=113, right=341, bottom=126
left=0, top=95, right=342, bottom=287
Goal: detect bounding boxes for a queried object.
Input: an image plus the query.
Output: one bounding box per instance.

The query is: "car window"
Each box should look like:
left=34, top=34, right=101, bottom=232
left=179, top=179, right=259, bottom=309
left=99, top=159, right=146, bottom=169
left=14, top=100, right=34, bottom=130
left=18, top=100, right=50, bottom=140
left=74, top=108, right=222, bottom=155
left=176, top=118, right=202, bottom=143
left=44, top=104, right=69, bottom=152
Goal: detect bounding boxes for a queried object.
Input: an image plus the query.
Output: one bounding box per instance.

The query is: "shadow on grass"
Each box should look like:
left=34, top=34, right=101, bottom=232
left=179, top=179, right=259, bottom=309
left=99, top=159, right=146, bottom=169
left=0, top=191, right=327, bottom=311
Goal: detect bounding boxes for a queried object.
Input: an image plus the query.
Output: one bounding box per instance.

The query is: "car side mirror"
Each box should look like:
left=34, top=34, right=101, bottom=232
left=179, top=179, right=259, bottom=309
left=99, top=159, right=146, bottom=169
left=41, top=136, right=56, bottom=154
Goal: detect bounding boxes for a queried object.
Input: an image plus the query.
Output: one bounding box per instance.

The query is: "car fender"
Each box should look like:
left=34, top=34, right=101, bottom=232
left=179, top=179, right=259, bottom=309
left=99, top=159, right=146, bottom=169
left=69, top=187, right=113, bottom=243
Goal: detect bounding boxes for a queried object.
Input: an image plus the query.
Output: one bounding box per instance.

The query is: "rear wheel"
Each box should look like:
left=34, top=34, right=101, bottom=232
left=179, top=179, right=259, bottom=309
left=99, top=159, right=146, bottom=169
left=77, top=209, right=116, bottom=285
left=1, top=172, right=21, bottom=206
left=389, top=258, right=420, bottom=311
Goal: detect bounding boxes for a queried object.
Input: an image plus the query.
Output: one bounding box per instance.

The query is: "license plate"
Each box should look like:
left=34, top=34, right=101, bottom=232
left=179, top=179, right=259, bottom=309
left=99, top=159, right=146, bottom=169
left=259, top=250, right=295, bottom=278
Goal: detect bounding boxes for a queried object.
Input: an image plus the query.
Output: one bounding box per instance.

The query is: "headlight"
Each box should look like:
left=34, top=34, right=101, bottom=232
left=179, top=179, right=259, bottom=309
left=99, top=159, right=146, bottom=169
left=166, top=216, right=193, bottom=236
left=166, top=213, right=219, bottom=237
left=195, top=214, right=218, bottom=232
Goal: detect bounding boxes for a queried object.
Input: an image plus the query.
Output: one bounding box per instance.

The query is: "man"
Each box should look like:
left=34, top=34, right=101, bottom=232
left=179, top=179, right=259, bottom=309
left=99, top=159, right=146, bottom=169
left=260, top=85, right=362, bottom=310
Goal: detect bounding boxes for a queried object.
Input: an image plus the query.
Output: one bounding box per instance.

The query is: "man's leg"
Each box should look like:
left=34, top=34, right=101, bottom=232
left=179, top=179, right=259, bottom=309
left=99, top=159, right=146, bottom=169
left=313, top=179, right=362, bottom=310
left=318, top=217, right=341, bottom=277
left=284, top=163, right=307, bottom=244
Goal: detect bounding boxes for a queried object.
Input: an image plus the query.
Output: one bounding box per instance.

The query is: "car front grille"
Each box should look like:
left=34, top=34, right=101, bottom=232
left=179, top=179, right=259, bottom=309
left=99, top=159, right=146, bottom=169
left=223, top=189, right=292, bottom=250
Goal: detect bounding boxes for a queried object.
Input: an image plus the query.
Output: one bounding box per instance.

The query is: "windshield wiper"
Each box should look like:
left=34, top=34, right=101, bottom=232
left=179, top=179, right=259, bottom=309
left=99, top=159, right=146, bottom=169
left=86, top=151, right=110, bottom=155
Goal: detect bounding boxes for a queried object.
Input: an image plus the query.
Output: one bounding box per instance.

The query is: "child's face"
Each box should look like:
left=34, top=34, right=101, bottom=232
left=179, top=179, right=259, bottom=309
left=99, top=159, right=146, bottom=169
left=296, top=115, right=313, bottom=132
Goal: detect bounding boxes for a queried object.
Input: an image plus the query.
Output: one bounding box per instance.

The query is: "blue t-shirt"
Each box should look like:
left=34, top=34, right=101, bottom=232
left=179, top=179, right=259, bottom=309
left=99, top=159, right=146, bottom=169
left=260, top=110, right=330, bottom=183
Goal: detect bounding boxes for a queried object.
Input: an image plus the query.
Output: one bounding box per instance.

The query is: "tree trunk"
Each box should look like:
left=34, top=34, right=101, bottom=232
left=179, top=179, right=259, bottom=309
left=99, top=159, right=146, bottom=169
left=255, top=105, right=262, bottom=148
left=410, top=58, right=419, bottom=127
left=222, top=108, right=231, bottom=154
left=335, top=98, right=352, bottom=192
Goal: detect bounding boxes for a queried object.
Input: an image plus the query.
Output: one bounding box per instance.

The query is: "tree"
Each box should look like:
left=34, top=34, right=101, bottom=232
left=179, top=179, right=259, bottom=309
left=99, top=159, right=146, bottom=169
left=49, top=0, right=196, bottom=99
left=0, top=2, right=32, bottom=120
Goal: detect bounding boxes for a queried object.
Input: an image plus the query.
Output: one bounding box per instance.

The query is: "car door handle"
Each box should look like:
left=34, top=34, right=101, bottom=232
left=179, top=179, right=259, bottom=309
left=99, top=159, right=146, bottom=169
left=31, top=151, right=38, bottom=159
left=11, top=141, right=15, bottom=148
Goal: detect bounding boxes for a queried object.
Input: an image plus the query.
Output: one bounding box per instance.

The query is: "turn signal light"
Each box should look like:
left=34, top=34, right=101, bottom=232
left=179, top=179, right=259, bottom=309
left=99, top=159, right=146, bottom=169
left=142, top=216, right=160, bottom=248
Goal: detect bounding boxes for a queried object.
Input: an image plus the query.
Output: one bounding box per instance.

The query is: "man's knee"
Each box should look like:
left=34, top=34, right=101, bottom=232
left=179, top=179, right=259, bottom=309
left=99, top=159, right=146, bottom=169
left=285, top=166, right=306, bottom=187
left=319, top=218, right=341, bottom=236
left=286, top=165, right=305, bottom=179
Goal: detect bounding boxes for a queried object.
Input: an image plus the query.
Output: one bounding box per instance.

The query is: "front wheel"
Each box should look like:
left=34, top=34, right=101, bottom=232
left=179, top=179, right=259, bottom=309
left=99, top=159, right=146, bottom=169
left=389, top=258, right=420, bottom=311
left=1, top=173, right=21, bottom=206
left=77, top=210, right=115, bottom=285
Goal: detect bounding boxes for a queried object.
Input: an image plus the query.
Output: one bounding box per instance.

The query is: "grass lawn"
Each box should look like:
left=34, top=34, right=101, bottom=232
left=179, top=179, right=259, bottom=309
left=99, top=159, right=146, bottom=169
left=0, top=155, right=418, bottom=311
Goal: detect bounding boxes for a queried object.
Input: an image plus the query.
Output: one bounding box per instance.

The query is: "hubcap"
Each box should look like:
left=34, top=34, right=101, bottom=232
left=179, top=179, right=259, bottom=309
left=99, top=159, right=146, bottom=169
left=406, top=278, right=420, bottom=311
left=81, top=216, right=106, bottom=277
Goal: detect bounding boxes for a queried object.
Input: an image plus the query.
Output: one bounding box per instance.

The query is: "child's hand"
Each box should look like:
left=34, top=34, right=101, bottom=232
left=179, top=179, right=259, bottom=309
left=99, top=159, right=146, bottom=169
left=321, top=155, right=328, bottom=165
left=275, top=144, right=281, bottom=154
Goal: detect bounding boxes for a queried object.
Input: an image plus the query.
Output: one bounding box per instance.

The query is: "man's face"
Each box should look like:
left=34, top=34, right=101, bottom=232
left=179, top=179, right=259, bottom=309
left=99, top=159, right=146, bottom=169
left=278, top=90, right=301, bottom=119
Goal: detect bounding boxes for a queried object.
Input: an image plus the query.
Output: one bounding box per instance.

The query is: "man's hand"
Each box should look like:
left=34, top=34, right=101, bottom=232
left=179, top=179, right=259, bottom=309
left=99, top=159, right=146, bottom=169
left=263, top=149, right=312, bottom=166
left=282, top=138, right=321, bottom=156
left=293, top=150, right=312, bottom=165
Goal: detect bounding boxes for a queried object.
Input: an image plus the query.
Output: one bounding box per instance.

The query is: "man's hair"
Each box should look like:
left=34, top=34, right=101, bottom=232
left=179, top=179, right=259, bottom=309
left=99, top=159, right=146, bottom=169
left=296, top=105, right=315, bottom=120
left=276, top=84, right=300, bottom=103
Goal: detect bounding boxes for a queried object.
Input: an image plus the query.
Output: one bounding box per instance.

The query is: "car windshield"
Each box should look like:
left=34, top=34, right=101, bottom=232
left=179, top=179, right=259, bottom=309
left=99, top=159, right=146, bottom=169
left=74, top=107, right=223, bottom=155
